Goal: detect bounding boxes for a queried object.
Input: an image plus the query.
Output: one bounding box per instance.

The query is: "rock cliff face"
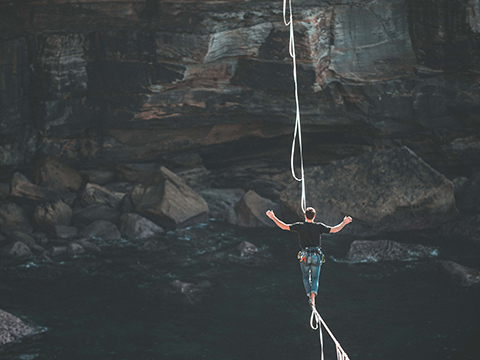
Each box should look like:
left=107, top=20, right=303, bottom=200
left=1, top=0, right=480, bottom=181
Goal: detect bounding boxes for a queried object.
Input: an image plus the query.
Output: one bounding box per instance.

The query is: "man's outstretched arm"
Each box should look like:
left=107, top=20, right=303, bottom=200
left=265, top=210, right=290, bottom=231
left=329, top=216, right=353, bottom=233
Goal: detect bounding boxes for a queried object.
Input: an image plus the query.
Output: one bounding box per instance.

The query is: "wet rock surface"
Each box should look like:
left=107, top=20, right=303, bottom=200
left=0, top=309, right=36, bottom=346
left=346, top=239, right=438, bottom=262
left=236, top=241, right=258, bottom=257
left=171, top=279, right=212, bottom=304
left=120, top=213, right=164, bottom=240
left=440, top=261, right=480, bottom=286
left=78, top=220, right=121, bottom=241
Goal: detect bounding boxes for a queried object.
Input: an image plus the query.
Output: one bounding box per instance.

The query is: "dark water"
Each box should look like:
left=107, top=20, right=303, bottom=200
left=1, top=221, right=479, bottom=360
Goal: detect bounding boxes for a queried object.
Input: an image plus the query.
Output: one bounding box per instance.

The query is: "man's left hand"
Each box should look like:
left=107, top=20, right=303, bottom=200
left=343, top=216, right=353, bottom=224
left=266, top=210, right=275, bottom=219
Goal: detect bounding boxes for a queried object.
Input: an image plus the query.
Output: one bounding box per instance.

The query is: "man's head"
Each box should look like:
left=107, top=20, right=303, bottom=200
left=305, top=207, right=316, bottom=221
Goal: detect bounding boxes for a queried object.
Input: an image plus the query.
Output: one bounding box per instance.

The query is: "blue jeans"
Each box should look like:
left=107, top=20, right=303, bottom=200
left=299, top=253, right=322, bottom=296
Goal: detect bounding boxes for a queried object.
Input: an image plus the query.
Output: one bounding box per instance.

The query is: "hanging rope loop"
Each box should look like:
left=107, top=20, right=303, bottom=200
left=283, top=0, right=306, bottom=212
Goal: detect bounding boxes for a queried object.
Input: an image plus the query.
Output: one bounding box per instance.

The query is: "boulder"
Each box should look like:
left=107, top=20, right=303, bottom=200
left=236, top=241, right=258, bottom=257
left=116, top=163, right=159, bottom=182
left=67, top=242, right=85, bottom=256
left=78, top=220, right=121, bottom=241
left=8, top=231, right=44, bottom=252
left=46, top=246, right=67, bottom=257
left=31, top=232, right=48, bottom=245
left=0, top=309, right=36, bottom=346
left=11, top=172, right=75, bottom=204
left=346, top=240, right=438, bottom=262
left=198, top=188, right=245, bottom=220
left=131, top=166, right=208, bottom=229
left=73, top=239, right=101, bottom=253
left=34, top=201, right=72, bottom=229
left=243, top=178, right=284, bottom=202
left=171, top=279, right=212, bottom=303
left=0, top=203, right=33, bottom=235
left=233, top=190, right=281, bottom=227
left=119, top=213, right=164, bottom=240
left=79, top=169, right=115, bottom=185
left=54, top=225, right=78, bottom=239
left=281, top=147, right=457, bottom=234
left=35, top=158, right=83, bottom=192
left=72, top=204, right=121, bottom=227
left=81, top=183, right=126, bottom=209
left=171, top=280, right=194, bottom=294
left=439, top=261, right=480, bottom=286
left=2, top=241, right=31, bottom=258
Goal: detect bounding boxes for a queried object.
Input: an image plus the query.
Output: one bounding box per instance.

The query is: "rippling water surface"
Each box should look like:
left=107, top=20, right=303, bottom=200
left=1, top=220, right=479, bottom=360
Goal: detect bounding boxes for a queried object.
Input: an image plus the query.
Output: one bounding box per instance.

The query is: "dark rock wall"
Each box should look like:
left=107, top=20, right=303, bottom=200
left=406, top=0, right=480, bottom=71
left=1, top=0, right=480, bottom=179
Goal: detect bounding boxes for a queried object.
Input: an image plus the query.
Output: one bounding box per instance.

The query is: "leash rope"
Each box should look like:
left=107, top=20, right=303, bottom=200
left=310, top=306, right=350, bottom=360
left=283, top=0, right=306, bottom=213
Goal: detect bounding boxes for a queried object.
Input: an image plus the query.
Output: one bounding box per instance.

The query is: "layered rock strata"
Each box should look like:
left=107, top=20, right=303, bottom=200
left=0, top=0, right=480, bottom=180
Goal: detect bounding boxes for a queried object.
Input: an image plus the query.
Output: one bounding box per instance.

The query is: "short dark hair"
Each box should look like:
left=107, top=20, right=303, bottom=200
left=305, top=207, right=316, bottom=220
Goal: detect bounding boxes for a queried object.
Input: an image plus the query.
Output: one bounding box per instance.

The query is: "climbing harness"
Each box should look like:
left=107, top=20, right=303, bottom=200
left=284, top=0, right=306, bottom=213
left=297, top=247, right=326, bottom=264
left=283, top=2, right=351, bottom=360
left=310, top=307, right=350, bottom=360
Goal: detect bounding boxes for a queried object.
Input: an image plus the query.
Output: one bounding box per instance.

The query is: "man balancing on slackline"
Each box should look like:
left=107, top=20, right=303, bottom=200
left=266, top=207, right=352, bottom=308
